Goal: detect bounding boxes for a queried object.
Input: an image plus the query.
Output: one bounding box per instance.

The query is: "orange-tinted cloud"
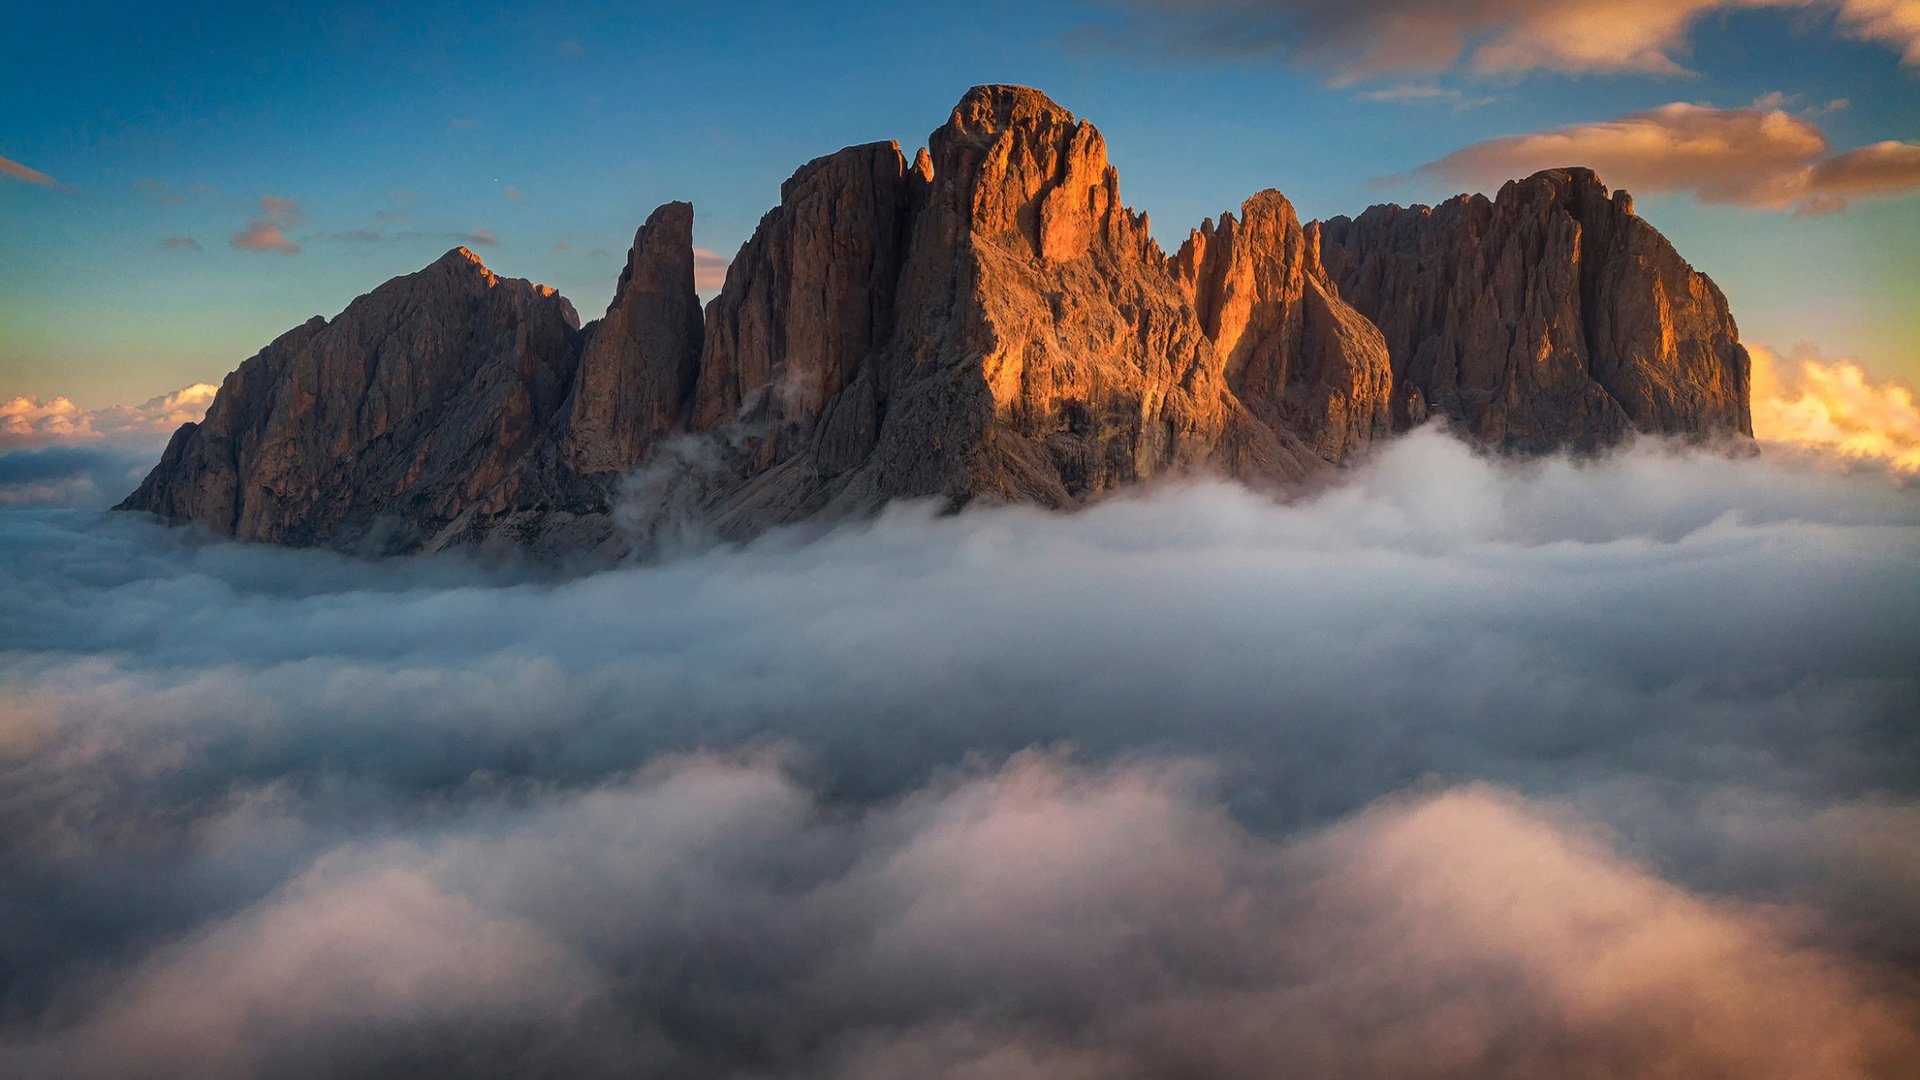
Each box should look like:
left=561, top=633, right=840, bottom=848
left=1092, top=1, right=1920, bottom=79
left=1840, top=0, right=1920, bottom=64
left=2, top=384, right=219, bottom=451
left=1751, top=343, right=1920, bottom=473
left=0, top=154, right=61, bottom=188
left=231, top=196, right=305, bottom=253
left=693, top=248, right=730, bottom=292
left=1417, top=102, right=1920, bottom=213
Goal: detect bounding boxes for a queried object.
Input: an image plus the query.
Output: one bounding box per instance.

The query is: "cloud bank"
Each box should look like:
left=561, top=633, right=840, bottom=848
left=1088, top=0, right=1920, bottom=79
left=0, top=385, right=214, bottom=508
left=1416, top=102, right=1920, bottom=213
left=2, top=429, right=1918, bottom=1076
left=2, top=384, right=216, bottom=452
left=1752, top=344, right=1920, bottom=472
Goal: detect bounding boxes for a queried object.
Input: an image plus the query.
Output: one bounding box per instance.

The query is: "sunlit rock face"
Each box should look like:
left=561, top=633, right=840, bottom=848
left=1173, top=189, right=1395, bottom=463
left=1313, top=168, right=1753, bottom=451
left=121, top=91, right=1754, bottom=553
left=679, top=83, right=1333, bottom=540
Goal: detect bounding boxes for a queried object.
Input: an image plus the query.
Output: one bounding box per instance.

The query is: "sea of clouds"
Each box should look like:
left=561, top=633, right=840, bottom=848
left=3, top=426, right=1919, bottom=1078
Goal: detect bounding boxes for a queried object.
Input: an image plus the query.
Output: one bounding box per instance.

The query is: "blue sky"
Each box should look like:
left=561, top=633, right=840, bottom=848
left=3, top=0, right=1916, bottom=407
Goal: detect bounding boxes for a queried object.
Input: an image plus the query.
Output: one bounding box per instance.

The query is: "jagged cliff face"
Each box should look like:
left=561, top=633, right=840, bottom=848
left=1313, top=169, right=1753, bottom=451
left=563, top=201, right=704, bottom=476
left=596, top=85, right=1395, bottom=540
left=676, top=84, right=1340, bottom=540
left=120, top=88, right=1753, bottom=554
left=119, top=249, right=582, bottom=549
left=1172, top=190, right=1394, bottom=463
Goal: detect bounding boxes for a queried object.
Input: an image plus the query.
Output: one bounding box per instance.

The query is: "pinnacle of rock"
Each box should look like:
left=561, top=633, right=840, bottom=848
left=119, top=89, right=1754, bottom=554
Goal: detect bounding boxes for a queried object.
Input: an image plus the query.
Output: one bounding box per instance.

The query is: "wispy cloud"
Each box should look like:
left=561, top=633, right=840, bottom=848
left=317, top=227, right=500, bottom=247
left=0, top=154, right=61, bottom=189
left=1414, top=101, right=1920, bottom=213
left=693, top=247, right=730, bottom=291
left=502, top=185, right=525, bottom=203
left=3, top=430, right=1918, bottom=1069
left=1354, top=84, right=1495, bottom=109
left=449, top=117, right=479, bottom=132
left=231, top=195, right=305, bottom=253
left=160, top=236, right=203, bottom=252
left=1085, top=0, right=1920, bottom=80
left=556, top=39, right=583, bottom=57
left=134, top=178, right=184, bottom=204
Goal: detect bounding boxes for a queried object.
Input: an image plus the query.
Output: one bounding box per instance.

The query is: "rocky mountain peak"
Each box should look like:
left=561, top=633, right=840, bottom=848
left=429, top=244, right=501, bottom=283
left=120, top=87, right=1753, bottom=555
left=1314, top=166, right=1750, bottom=448
left=928, top=83, right=1126, bottom=264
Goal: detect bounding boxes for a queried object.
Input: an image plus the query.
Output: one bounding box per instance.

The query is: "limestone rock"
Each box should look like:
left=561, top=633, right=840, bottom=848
left=673, top=84, right=1318, bottom=541
left=1172, top=190, right=1394, bottom=462
left=117, top=248, right=582, bottom=550
left=1313, top=168, right=1752, bottom=450
left=564, top=201, right=704, bottom=475
left=120, top=93, right=1754, bottom=555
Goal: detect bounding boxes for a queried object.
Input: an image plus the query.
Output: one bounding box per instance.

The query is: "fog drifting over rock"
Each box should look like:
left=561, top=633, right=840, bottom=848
left=3, top=428, right=1918, bottom=1077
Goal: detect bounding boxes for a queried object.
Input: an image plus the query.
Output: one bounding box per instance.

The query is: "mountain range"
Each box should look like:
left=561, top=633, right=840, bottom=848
left=118, top=85, right=1753, bottom=554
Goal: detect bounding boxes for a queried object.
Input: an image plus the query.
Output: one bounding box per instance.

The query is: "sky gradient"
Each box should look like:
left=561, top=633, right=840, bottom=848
left=2, top=0, right=1916, bottom=408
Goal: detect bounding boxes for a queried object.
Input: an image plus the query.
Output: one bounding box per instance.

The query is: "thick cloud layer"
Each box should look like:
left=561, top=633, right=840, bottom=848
left=2, top=429, right=1918, bottom=1077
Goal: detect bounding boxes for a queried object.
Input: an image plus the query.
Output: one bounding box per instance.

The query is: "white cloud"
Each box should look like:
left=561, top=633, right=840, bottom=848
left=2, top=429, right=1917, bottom=1074
left=1, top=383, right=216, bottom=451
left=1752, top=343, right=1920, bottom=472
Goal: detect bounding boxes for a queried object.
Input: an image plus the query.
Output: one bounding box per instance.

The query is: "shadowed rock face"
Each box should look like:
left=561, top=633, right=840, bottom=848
left=564, top=201, right=704, bottom=475
left=121, top=90, right=1753, bottom=554
left=117, top=249, right=583, bottom=551
left=1313, top=168, right=1753, bottom=451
